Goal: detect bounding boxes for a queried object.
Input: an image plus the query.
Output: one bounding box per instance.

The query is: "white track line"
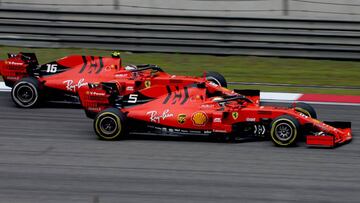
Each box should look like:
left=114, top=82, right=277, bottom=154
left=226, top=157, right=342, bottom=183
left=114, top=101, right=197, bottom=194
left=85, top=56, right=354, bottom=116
left=0, top=82, right=10, bottom=92
left=260, top=92, right=302, bottom=101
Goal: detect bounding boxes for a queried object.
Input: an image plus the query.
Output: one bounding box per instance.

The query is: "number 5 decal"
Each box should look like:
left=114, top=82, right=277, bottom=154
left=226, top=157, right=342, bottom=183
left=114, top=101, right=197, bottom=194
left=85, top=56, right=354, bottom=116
left=46, top=64, right=57, bottom=73
left=128, top=94, right=138, bottom=103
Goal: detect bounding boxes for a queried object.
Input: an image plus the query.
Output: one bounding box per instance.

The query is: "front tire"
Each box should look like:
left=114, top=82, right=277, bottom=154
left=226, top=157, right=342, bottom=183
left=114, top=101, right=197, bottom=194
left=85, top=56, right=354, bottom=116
left=94, top=108, right=127, bottom=140
left=11, top=77, right=41, bottom=108
left=205, top=71, right=227, bottom=88
left=270, top=115, right=300, bottom=147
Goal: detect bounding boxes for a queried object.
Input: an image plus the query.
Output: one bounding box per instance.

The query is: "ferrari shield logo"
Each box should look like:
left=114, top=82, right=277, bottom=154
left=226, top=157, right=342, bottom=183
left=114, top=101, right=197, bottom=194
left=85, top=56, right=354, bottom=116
left=232, top=112, right=239, bottom=120
left=177, top=114, right=186, bottom=124
left=145, top=80, right=151, bottom=88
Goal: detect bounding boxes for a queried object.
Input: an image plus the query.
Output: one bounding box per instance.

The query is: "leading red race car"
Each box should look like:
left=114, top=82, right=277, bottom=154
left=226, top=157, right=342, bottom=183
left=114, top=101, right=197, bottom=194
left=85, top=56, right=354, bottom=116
left=80, top=78, right=352, bottom=148
left=0, top=52, right=227, bottom=108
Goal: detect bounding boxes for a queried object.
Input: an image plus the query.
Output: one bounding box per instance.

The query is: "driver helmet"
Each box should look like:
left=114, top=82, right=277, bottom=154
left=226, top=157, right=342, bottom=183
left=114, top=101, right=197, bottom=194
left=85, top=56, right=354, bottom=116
left=124, top=65, right=137, bottom=71
left=212, top=97, right=224, bottom=102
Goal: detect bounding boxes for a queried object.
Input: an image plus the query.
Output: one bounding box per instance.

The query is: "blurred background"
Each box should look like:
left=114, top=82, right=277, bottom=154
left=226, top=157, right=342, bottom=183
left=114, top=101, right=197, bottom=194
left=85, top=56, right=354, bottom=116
left=0, top=0, right=360, bottom=94
left=1, top=0, right=360, bottom=58
left=1, top=0, right=360, bottom=19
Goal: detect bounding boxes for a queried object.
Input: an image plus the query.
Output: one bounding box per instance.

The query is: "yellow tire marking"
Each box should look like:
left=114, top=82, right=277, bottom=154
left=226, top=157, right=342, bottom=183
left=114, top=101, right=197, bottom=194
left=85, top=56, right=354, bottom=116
left=295, top=107, right=311, bottom=117
left=270, top=118, right=298, bottom=146
left=95, top=112, right=122, bottom=140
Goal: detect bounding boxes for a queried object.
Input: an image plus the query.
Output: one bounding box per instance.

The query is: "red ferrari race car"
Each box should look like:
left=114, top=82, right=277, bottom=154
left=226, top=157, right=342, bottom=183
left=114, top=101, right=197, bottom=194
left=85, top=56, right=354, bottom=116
left=0, top=52, right=227, bottom=108
left=80, top=78, right=352, bottom=148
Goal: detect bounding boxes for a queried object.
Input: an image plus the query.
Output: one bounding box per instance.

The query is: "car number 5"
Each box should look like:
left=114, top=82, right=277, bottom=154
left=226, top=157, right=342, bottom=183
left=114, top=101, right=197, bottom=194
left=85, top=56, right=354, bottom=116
left=128, top=94, right=138, bottom=103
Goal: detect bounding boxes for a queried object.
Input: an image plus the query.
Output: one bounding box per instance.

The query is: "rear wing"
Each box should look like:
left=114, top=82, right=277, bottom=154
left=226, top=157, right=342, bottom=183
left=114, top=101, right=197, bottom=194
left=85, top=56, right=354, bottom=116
left=79, top=82, right=120, bottom=118
left=8, top=53, right=39, bottom=65
left=0, top=52, right=39, bottom=87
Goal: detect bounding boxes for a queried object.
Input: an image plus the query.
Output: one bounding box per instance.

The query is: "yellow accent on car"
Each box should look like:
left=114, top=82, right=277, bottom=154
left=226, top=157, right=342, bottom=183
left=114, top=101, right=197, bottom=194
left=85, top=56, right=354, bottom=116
left=111, top=51, right=121, bottom=57
left=192, top=112, right=208, bottom=126
left=295, top=107, right=311, bottom=117
left=145, top=80, right=151, bottom=88
left=177, top=114, right=186, bottom=124
left=232, top=112, right=239, bottom=120
left=270, top=118, right=298, bottom=146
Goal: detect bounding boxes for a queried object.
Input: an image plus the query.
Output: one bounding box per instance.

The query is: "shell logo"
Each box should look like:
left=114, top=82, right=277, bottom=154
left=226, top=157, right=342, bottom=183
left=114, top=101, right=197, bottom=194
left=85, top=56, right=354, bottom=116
left=191, top=111, right=208, bottom=126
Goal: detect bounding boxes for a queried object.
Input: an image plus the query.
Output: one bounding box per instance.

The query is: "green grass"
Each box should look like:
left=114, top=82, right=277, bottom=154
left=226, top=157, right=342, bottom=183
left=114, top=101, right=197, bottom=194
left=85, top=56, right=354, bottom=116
left=1, top=45, right=360, bottom=95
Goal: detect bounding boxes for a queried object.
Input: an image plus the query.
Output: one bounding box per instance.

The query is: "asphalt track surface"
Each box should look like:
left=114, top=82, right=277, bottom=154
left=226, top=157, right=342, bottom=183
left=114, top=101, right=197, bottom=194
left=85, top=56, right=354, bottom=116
left=0, top=92, right=359, bottom=203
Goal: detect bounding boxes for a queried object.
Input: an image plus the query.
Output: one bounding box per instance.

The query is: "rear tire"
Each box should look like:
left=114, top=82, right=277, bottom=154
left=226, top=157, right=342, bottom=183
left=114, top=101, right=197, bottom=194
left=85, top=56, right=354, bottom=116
left=11, top=77, right=42, bottom=108
left=294, top=102, right=317, bottom=119
left=94, top=108, right=127, bottom=140
left=270, top=115, right=301, bottom=147
left=205, top=71, right=227, bottom=88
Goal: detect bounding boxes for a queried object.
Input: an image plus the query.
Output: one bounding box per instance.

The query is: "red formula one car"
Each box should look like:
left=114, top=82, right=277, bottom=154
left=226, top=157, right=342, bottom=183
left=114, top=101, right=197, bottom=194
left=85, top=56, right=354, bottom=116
left=80, top=78, right=352, bottom=148
left=0, top=52, right=227, bottom=108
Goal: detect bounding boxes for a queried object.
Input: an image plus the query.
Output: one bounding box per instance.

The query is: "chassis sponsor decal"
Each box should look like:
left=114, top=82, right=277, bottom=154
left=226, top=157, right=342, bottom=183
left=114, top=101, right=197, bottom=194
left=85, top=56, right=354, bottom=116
left=147, top=109, right=174, bottom=123
left=126, top=86, right=134, bottom=91
left=177, top=114, right=186, bottom=124
left=147, top=125, right=212, bottom=135
left=7, top=61, right=23, bottom=66
left=105, top=64, right=116, bottom=72
left=246, top=117, right=256, bottom=122
left=63, top=78, right=88, bottom=92
left=115, top=73, right=129, bottom=78
left=213, top=118, right=221, bottom=123
left=191, top=111, right=208, bottom=126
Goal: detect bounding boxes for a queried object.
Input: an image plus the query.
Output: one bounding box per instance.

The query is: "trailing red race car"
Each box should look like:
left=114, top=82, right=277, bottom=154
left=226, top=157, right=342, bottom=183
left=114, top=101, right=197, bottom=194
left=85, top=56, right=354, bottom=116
left=80, top=78, right=352, bottom=148
left=0, top=52, right=227, bottom=108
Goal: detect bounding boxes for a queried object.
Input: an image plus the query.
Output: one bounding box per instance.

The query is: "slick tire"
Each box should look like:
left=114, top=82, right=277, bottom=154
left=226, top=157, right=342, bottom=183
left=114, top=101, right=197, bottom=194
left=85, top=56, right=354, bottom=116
left=11, top=77, right=42, bottom=108
left=205, top=71, right=227, bottom=88
left=293, top=102, right=317, bottom=119
left=270, top=115, right=301, bottom=147
left=94, top=108, right=127, bottom=140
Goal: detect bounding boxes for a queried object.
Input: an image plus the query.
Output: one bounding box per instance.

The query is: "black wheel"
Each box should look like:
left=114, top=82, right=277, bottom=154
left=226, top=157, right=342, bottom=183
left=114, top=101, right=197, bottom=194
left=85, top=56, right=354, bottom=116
left=94, top=108, right=127, bottom=140
left=205, top=71, right=227, bottom=88
left=270, top=115, right=301, bottom=147
left=11, top=77, right=42, bottom=108
left=294, top=102, right=317, bottom=119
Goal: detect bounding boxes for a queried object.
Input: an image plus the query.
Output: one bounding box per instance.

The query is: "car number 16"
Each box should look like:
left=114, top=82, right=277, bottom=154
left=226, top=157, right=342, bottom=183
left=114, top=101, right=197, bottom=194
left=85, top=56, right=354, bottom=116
left=46, top=64, right=58, bottom=73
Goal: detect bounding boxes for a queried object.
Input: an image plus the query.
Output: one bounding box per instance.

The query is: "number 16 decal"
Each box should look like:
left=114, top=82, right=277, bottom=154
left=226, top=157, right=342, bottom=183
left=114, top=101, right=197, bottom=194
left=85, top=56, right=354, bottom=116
left=46, top=64, right=57, bottom=73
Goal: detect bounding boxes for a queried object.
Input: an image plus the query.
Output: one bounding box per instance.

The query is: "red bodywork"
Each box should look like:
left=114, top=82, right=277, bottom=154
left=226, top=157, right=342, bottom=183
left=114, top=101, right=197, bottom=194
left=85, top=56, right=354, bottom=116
left=81, top=80, right=352, bottom=148
left=0, top=53, right=121, bottom=91
left=0, top=52, right=213, bottom=104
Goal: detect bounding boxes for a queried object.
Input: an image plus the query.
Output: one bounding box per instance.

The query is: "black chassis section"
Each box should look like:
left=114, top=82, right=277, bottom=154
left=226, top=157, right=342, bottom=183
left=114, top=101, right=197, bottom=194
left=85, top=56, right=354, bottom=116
left=126, top=119, right=213, bottom=137
left=123, top=118, right=273, bottom=140
left=42, top=87, right=81, bottom=105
